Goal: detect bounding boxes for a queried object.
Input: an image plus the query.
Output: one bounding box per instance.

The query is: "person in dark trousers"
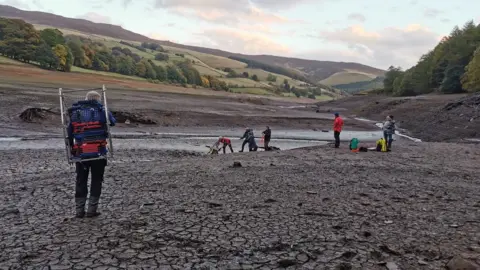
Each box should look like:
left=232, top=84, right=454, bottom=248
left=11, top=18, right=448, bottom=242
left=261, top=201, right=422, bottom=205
left=262, top=126, right=271, bottom=150
left=68, top=91, right=116, bottom=218
left=333, top=112, right=344, bottom=148
left=248, top=134, right=258, bottom=151
left=382, top=115, right=396, bottom=151
left=214, top=136, right=234, bottom=154
left=239, top=128, right=253, bottom=152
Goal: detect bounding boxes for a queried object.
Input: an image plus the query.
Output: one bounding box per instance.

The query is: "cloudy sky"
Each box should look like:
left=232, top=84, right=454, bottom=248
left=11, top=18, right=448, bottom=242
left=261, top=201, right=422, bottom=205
left=2, top=0, right=480, bottom=70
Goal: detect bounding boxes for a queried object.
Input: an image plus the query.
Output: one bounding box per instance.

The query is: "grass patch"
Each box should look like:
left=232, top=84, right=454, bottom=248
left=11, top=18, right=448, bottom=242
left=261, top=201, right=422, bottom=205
left=163, top=45, right=247, bottom=69
left=320, top=72, right=373, bottom=85
left=71, top=66, right=147, bottom=81
left=0, top=56, right=29, bottom=66
left=230, top=87, right=274, bottom=96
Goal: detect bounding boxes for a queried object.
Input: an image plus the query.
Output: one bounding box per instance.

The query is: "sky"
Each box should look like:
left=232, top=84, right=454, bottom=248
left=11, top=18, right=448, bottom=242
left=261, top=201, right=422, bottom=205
left=1, top=0, right=480, bottom=70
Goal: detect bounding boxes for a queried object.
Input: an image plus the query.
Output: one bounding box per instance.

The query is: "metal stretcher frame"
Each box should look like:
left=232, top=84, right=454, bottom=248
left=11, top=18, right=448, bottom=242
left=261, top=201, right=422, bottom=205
left=59, top=85, right=114, bottom=164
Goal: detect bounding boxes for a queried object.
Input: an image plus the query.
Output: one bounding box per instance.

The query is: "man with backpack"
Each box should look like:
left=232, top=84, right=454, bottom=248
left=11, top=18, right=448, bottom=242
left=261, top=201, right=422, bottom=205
left=67, top=91, right=116, bottom=218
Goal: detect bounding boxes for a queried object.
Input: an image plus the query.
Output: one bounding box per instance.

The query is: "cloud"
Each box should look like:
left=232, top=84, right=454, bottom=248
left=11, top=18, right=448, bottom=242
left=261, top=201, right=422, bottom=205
left=0, top=0, right=29, bottom=9
left=423, top=8, right=443, bottom=18
left=347, top=13, right=366, bottom=22
left=195, top=28, right=290, bottom=55
left=315, top=24, right=442, bottom=69
left=151, top=0, right=296, bottom=25
left=77, top=12, right=112, bottom=24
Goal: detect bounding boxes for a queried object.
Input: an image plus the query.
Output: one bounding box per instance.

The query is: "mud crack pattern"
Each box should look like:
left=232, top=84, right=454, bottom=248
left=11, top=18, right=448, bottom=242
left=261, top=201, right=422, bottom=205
left=0, top=143, right=479, bottom=269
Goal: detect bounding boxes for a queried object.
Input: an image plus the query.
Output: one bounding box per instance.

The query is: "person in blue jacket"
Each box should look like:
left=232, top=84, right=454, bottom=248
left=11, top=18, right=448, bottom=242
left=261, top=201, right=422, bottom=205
left=68, top=91, right=116, bottom=218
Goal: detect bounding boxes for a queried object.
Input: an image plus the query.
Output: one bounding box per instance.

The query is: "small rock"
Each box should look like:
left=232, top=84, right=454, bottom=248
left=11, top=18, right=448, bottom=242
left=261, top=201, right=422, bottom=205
left=386, top=262, right=399, bottom=270
left=278, top=259, right=296, bottom=267
left=125, top=119, right=130, bottom=124
left=142, top=202, right=155, bottom=206
left=384, top=220, right=394, bottom=224
left=205, top=201, right=222, bottom=208
left=335, top=262, right=352, bottom=270
left=446, top=255, right=480, bottom=270
left=232, top=162, right=242, bottom=168
left=418, top=259, right=428, bottom=265
left=264, top=198, right=277, bottom=203
left=380, top=245, right=401, bottom=256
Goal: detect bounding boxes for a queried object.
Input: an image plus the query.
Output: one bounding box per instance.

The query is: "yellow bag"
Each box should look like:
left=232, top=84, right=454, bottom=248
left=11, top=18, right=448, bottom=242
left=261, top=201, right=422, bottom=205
left=376, top=138, right=387, bottom=152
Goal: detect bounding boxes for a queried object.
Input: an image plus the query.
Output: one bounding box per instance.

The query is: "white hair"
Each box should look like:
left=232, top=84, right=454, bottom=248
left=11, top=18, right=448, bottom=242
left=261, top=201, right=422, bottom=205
left=85, top=91, right=101, bottom=101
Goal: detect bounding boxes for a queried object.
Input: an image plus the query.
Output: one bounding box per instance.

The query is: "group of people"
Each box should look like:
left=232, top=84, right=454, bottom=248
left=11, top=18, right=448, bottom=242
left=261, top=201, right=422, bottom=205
left=212, top=126, right=272, bottom=154
left=331, top=112, right=396, bottom=152
left=67, top=92, right=397, bottom=218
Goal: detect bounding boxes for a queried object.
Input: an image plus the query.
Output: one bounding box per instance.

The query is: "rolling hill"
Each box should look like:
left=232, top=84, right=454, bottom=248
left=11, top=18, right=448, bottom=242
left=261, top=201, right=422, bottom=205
left=0, top=4, right=385, bottom=85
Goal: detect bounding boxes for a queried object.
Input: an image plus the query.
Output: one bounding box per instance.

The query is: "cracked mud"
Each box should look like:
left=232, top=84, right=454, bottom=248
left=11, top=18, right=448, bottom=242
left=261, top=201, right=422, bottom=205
left=0, top=142, right=479, bottom=269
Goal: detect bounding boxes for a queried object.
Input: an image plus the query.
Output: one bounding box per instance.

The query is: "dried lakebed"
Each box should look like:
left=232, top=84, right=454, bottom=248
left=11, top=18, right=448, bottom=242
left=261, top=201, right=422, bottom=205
left=0, top=142, right=479, bottom=269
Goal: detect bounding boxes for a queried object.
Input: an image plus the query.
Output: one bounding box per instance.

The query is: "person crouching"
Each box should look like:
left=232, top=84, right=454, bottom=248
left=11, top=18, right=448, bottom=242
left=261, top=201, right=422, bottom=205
left=217, top=136, right=234, bottom=154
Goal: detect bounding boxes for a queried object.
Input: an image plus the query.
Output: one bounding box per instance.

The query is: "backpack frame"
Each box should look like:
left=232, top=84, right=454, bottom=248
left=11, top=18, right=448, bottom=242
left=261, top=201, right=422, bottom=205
left=59, top=85, right=114, bottom=164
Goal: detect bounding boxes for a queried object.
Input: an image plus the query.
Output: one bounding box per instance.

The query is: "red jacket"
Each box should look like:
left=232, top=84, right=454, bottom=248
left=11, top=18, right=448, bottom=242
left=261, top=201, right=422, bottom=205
left=333, top=117, right=344, bottom=132
left=219, top=137, right=231, bottom=144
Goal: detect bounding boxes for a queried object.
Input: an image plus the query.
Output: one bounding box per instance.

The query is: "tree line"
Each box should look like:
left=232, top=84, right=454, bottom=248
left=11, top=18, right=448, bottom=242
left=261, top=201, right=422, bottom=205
left=0, top=17, right=206, bottom=87
left=384, top=20, right=480, bottom=96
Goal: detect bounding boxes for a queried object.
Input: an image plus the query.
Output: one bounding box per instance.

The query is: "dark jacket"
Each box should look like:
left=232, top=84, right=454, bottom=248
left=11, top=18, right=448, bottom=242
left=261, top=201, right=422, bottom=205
left=241, top=129, right=254, bottom=141
left=262, top=128, right=271, bottom=140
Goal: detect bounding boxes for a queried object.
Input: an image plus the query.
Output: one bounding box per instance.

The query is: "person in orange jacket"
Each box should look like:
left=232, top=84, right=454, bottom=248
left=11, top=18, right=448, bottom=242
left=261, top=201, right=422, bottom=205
left=333, top=112, right=344, bottom=148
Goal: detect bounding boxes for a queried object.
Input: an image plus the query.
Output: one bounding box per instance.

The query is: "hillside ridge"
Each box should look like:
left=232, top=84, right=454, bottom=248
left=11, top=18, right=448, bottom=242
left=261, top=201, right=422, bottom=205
left=0, top=4, right=384, bottom=82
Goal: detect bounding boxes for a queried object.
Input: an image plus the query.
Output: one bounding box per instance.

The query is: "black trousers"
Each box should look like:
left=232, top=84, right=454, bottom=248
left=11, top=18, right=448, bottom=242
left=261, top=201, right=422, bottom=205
left=222, top=143, right=234, bottom=153
left=264, top=137, right=271, bottom=150
left=75, top=159, right=107, bottom=199
left=334, top=131, right=341, bottom=148
left=241, top=140, right=248, bottom=151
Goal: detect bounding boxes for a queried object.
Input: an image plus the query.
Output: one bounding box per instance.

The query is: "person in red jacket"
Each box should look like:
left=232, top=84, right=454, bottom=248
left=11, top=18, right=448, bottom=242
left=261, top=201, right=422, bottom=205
left=214, top=136, right=234, bottom=154
left=333, top=112, right=344, bottom=148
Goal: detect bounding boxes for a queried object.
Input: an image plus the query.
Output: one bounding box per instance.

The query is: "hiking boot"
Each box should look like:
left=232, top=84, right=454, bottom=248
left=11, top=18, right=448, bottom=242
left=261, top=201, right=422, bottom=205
left=86, top=212, right=101, bottom=218
left=75, top=197, right=87, bottom=218
left=86, top=196, right=100, bottom=218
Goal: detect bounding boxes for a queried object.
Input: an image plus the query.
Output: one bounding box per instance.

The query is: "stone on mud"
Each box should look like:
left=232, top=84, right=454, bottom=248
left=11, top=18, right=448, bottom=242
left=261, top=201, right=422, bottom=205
left=446, top=255, right=480, bottom=270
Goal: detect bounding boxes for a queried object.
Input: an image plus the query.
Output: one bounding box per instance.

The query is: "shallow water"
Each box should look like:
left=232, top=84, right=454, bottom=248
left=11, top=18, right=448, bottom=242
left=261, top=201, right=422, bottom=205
left=0, top=129, right=383, bottom=152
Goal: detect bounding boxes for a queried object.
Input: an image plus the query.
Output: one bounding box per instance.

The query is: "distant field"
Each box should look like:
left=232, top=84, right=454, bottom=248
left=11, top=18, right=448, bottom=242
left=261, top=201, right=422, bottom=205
left=71, top=66, right=147, bottom=81
left=320, top=71, right=374, bottom=85
left=230, top=87, right=273, bottom=96
left=163, top=45, right=247, bottom=69
left=219, top=77, right=269, bottom=88
left=0, top=56, right=29, bottom=66
left=233, top=68, right=307, bottom=88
